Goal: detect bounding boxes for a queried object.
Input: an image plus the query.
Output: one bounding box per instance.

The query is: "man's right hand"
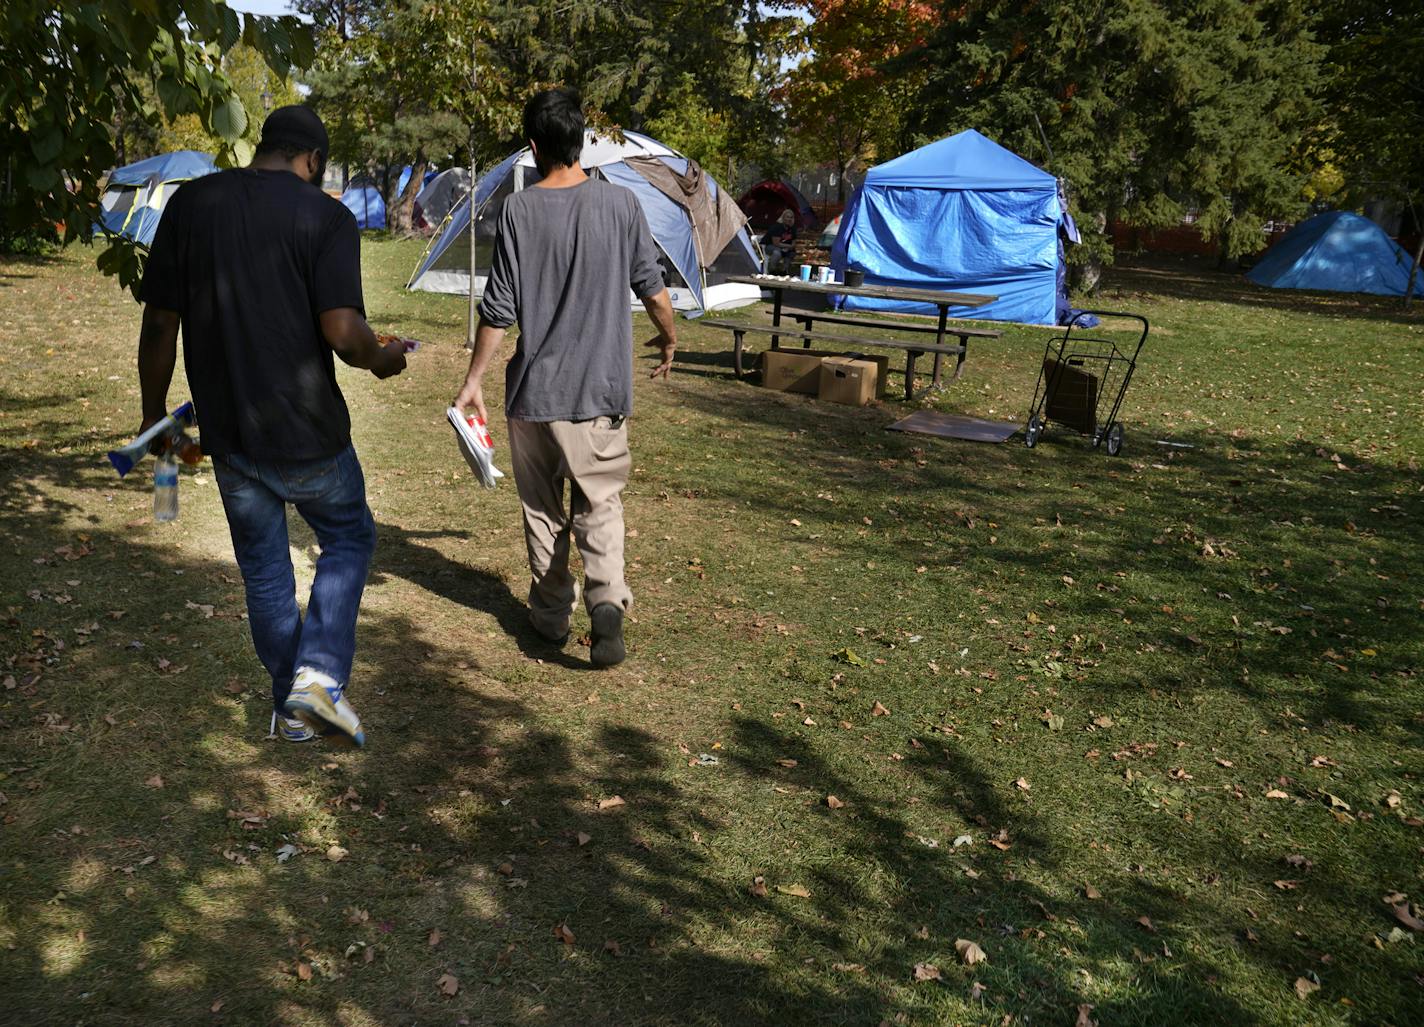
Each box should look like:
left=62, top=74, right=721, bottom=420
left=645, top=336, right=675, bottom=379
left=373, top=339, right=407, bottom=379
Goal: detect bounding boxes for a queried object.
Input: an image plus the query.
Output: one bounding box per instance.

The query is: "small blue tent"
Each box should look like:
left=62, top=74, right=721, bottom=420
left=1246, top=211, right=1423, bottom=297
left=341, top=184, right=386, bottom=230
left=96, top=150, right=217, bottom=245
left=830, top=130, right=1072, bottom=324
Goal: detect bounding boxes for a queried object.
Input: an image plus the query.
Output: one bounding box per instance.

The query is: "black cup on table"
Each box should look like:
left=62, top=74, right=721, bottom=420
left=844, top=269, right=865, bottom=288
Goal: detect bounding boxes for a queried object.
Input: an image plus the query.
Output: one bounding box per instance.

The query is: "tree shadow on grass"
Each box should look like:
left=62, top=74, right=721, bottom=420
left=3, top=413, right=1420, bottom=1023
left=1102, top=254, right=1424, bottom=328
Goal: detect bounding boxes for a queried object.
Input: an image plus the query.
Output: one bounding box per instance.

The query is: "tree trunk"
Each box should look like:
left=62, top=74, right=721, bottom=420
left=1406, top=232, right=1423, bottom=308
left=388, top=153, right=426, bottom=235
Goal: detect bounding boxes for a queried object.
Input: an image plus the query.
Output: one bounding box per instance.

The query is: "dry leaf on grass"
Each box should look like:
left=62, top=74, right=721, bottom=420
left=1076, top=1004, right=1098, bottom=1027
left=1136, top=916, right=1156, bottom=932
left=1083, top=883, right=1102, bottom=900
left=1265, top=789, right=1290, bottom=800
left=597, top=796, right=625, bottom=811
left=1391, top=903, right=1424, bottom=931
left=1293, top=976, right=1319, bottom=1000
left=1014, top=777, right=1030, bottom=791
left=954, top=939, right=987, bottom=965
left=775, top=758, right=798, bottom=768
left=776, top=883, right=811, bottom=898
left=552, top=922, right=576, bottom=945
left=326, top=845, right=348, bottom=862
left=826, top=795, right=845, bottom=809
left=144, top=775, right=164, bottom=789
left=603, top=939, right=623, bottom=957
left=427, top=928, right=443, bottom=947
left=577, top=832, right=592, bottom=846
left=912, top=962, right=942, bottom=982
left=296, top=961, right=312, bottom=981
left=437, top=973, right=459, bottom=996
left=871, top=701, right=890, bottom=717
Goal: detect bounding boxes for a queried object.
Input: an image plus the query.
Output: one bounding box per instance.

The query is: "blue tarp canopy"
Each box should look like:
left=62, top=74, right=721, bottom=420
left=96, top=150, right=217, bottom=246
left=341, top=185, right=386, bottom=230
left=830, top=129, right=1066, bottom=324
left=1246, top=211, right=1423, bottom=297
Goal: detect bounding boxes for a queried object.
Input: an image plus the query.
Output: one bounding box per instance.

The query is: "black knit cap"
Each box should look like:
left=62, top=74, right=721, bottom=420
left=260, top=105, right=329, bottom=156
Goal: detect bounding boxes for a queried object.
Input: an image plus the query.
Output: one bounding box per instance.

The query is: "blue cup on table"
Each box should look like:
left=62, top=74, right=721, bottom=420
left=799, top=264, right=812, bottom=281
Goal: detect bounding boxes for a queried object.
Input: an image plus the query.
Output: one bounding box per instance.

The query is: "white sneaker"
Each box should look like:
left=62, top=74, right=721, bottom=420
left=283, top=667, right=365, bottom=748
left=269, top=711, right=317, bottom=743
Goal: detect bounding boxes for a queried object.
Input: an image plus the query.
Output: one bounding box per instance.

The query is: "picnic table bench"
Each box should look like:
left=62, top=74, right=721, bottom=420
left=698, top=318, right=968, bottom=400
left=701, top=276, right=1002, bottom=400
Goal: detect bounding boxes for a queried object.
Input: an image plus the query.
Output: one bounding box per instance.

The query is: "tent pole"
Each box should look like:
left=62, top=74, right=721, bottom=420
left=465, top=44, right=479, bottom=352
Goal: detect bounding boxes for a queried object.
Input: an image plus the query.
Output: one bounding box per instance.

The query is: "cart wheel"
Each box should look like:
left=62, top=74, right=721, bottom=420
left=1024, top=414, right=1041, bottom=448
left=1091, top=424, right=1103, bottom=447
left=1105, top=422, right=1124, bottom=456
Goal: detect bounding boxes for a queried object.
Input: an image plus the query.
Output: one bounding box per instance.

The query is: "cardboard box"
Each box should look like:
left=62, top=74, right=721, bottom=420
left=761, top=348, right=835, bottom=394
left=847, top=352, right=891, bottom=398
left=818, top=355, right=878, bottom=406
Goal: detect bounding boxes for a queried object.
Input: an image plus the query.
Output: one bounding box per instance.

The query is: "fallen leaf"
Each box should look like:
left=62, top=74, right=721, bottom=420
left=577, top=832, right=592, bottom=846
left=969, top=980, right=988, bottom=1001
left=275, top=843, right=299, bottom=864
left=496, top=861, right=514, bottom=875
left=776, top=883, right=811, bottom=898
left=1392, top=904, right=1424, bottom=931
left=210, top=999, right=224, bottom=1013
left=1092, top=716, right=1114, bottom=729
left=144, top=775, right=165, bottom=789
left=326, top=845, right=348, bottom=862
left=775, top=758, right=798, bottom=768
left=1014, top=777, right=1030, bottom=791
left=1383, top=791, right=1402, bottom=809
left=954, top=939, right=987, bottom=966
left=802, top=716, right=817, bottom=726
left=552, top=922, right=576, bottom=945
left=750, top=876, right=768, bottom=898
left=1274, top=880, right=1300, bottom=891
left=1136, top=916, right=1156, bottom=932
left=834, top=648, right=866, bottom=666
left=1324, top=792, right=1350, bottom=811
left=597, top=796, right=625, bottom=811
left=427, top=928, right=443, bottom=947
left=437, top=972, right=459, bottom=996
left=871, top=700, right=890, bottom=717
left=364, top=946, right=375, bottom=964
left=1265, top=789, right=1290, bottom=800
left=826, top=794, right=845, bottom=809
left=1076, top=1004, right=1097, bottom=1027
left=912, top=962, right=942, bottom=982
left=1293, top=976, right=1319, bottom=1000
left=1083, top=883, right=1102, bottom=900
left=296, top=961, right=312, bottom=982
left=1216, top=758, right=1234, bottom=768
left=832, top=962, right=865, bottom=973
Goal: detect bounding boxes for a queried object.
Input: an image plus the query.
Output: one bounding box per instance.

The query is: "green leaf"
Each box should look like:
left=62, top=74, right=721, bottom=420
left=833, top=648, right=866, bottom=667
left=31, top=126, right=64, bottom=164
left=211, top=96, right=249, bottom=142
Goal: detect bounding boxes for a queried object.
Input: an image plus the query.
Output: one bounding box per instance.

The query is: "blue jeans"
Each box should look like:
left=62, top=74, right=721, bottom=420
left=211, top=444, right=376, bottom=712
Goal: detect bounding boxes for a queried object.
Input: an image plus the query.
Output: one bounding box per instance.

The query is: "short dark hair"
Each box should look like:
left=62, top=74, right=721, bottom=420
left=253, top=140, right=316, bottom=161
left=523, top=88, right=584, bottom=168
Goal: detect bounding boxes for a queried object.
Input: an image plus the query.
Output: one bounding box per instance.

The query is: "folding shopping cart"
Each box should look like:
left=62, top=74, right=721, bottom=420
left=1024, top=310, right=1148, bottom=456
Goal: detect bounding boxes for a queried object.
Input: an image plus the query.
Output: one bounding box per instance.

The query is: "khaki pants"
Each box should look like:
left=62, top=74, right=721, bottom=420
left=507, top=416, right=633, bottom=639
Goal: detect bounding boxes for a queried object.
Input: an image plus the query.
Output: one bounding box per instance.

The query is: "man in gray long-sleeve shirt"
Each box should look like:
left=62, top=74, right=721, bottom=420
left=453, top=87, right=678, bottom=667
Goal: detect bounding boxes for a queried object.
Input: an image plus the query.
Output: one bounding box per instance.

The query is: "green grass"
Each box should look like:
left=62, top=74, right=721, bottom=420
left=1, top=236, right=1421, bottom=1026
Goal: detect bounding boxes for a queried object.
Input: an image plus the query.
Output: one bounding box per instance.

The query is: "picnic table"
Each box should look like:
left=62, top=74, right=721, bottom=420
left=704, top=276, right=1000, bottom=400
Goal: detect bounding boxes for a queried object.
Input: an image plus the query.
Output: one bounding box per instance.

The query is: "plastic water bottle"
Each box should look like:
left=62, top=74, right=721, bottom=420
left=153, top=454, right=178, bottom=522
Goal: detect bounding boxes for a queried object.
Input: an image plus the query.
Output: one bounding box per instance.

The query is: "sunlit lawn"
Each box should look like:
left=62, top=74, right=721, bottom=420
left=1, top=236, right=1421, bottom=1025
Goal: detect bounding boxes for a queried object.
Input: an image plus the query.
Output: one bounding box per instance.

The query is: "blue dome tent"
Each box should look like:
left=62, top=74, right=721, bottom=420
left=95, top=150, right=217, bottom=246
left=830, top=130, right=1078, bottom=324
left=1246, top=211, right=1423, bottom=297
left=340, top=183, right=386, bottom=229
left=407, top=129, right=763, bottom=314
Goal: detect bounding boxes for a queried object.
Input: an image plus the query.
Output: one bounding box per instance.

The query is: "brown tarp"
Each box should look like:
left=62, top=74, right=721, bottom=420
left=622, top=156, right=748, bottom=267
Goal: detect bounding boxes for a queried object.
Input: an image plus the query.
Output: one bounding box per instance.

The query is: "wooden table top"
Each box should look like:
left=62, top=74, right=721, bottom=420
left=727, top=274, right=995, bottom=308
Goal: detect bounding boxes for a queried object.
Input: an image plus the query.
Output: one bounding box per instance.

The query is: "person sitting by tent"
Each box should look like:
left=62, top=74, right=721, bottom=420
left=761, top=209, right=796, bottom=274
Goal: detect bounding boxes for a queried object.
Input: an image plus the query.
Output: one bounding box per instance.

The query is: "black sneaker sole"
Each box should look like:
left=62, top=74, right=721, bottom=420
left=589, top=603, right=626, bottom=668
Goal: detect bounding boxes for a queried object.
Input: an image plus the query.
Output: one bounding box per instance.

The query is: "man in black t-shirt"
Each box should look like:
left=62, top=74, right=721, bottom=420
left=135, top=106, right=405, bottom=748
